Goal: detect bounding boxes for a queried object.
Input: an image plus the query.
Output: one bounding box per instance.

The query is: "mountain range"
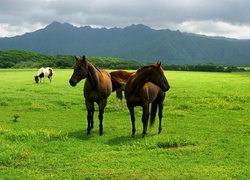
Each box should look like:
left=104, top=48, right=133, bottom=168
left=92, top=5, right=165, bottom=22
left=0, top=21, right=250, bottom=66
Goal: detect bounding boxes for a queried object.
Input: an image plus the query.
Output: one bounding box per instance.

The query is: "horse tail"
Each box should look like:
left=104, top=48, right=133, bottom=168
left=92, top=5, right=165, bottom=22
left=111, top=80, right=123, bottom=92
left=150, top=100, right=158, bottom=128
left=116, top=89, right=123, bottom=100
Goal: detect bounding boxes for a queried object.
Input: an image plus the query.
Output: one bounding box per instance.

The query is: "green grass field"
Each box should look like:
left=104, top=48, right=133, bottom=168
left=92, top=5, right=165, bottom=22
left=0, top=69, right=250, bottom=179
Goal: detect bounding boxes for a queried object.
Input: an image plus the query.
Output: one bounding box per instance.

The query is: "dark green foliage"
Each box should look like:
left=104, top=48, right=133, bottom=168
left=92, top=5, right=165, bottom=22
left=0, top=50, right=245, bottom=72
left=0, top=50, right=143, bottom=69
left=163, top=63, right=245, bottom=72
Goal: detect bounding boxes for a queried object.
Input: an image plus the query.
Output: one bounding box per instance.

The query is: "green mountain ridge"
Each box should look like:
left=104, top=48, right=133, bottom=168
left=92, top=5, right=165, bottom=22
left=0, top=21, right=250, bottom=66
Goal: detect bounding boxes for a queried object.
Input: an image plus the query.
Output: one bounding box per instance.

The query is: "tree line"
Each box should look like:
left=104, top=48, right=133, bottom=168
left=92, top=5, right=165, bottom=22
left=162, top=63, right=246, bottom=72
left=0, top=50, right=246, bottom=72
left=0, top=50, right=142, bottom=69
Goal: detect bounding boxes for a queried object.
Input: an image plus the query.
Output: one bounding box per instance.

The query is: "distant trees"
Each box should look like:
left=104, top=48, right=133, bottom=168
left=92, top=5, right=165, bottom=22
left=0, top=50, right=246, bottom=72
left=0, top=50, right=142, bottom=70
left=162, top=63, right=245, bottom=72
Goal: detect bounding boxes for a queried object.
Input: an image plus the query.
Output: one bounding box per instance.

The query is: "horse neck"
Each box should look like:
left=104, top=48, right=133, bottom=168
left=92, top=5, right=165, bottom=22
left=36, top=68, right=43, bottom=76
left=86, top=62, right=101, bottom=87
left=129, top=69, right=151, bottom=94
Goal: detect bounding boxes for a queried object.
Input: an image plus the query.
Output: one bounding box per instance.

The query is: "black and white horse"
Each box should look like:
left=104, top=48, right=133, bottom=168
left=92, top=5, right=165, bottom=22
left=34, top=67, right=53, bottom=83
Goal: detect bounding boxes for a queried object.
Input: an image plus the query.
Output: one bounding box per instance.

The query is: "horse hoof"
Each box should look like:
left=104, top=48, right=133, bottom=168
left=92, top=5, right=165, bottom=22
left=131, top=134, right=135, bottom=138
left=142, top=134, right=146, bottom=138
left=99, top=132, right=103, bottom=136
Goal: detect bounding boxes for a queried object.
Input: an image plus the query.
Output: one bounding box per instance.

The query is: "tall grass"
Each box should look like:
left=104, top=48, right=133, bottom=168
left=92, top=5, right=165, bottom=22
left=0, top=69, right=250, bottom=179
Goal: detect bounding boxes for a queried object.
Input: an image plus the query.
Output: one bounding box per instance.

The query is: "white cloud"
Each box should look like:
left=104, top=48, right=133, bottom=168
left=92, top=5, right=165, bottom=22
left=0, top=0, right=250, bottom=39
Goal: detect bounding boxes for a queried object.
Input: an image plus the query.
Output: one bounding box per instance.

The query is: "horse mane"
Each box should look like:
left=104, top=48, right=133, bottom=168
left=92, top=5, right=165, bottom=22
left=136, top=61, right=162, bottom=74
left=84, top=56, right=101, bottom=73
left=136, top=65, right=151, bottom=73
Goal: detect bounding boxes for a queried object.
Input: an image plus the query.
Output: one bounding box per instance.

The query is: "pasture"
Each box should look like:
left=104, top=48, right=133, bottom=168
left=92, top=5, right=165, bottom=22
left=0, top=69, right=250, bottom=179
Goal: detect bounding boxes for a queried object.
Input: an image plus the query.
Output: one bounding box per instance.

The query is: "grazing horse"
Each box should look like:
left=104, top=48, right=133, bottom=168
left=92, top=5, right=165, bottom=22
left=34, top=67, right=53, bottom=83
left=110, top=70, right=134, bottom=110
left=69, top=55, right=112, bottom=136
left=125, top=62, right=170, bottom=138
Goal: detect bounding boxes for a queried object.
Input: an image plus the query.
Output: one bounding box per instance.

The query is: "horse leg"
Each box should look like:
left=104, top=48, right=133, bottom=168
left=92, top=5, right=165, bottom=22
left=158, top=101, right=163, bottom=134
left=127, top=104, right=136, bottom=137
left=142, top=105, right=149, bottom=138
left=98, top=99, right=107, bottom=136
left=121, top=91, right=124, bottom=110
left=158, top=92, right=166, bottom=134
left=86, top=101, right=94, bottom=135
left=116, top=89, right=122, bottom=110
left=121, top=99, right=123, bottom=110
left=90, top=106, right=95, bottom=129
left=115, top=98, right=119, bottom=110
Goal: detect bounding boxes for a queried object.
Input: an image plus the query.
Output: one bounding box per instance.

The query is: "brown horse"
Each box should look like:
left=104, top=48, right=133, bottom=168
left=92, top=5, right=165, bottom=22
left=125, top=62, right=170, bottom=138
left=69, top=56, right=112, bottom=136
left=110, top=70, right=134, bottom=110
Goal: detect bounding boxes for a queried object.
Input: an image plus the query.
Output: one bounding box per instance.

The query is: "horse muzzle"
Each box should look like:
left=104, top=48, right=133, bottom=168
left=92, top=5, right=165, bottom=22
left=69, top=80, right=77, bottom=87
left=162, top=85, right=170, bottom=92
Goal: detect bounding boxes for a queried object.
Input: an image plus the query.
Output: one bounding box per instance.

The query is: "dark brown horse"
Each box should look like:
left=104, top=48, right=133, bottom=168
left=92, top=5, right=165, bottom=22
left=125, top=62, right=170, bottom=138
left=110, top=70, right=134, bottom=110
left=69, top=56, right=112, bottom=136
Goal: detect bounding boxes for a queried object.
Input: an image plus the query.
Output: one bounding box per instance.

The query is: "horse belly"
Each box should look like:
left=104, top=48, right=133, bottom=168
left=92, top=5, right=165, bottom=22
left=126, top=95, right=143, bottom=107
left=43, top=70, right=49, bottom=77
left=84, top=89, right=110, bottom=103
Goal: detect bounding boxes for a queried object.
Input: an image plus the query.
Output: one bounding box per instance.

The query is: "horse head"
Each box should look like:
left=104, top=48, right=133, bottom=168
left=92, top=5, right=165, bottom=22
left=34, top=76, right=39, bottom=83
left=149, top=62, right=170, bottom=92
left=69, top=55, right=89, bottom=87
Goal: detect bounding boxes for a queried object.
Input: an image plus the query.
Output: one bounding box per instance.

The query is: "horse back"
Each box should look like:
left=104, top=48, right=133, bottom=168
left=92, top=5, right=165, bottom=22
left=110, top=70, right=134, bottom=92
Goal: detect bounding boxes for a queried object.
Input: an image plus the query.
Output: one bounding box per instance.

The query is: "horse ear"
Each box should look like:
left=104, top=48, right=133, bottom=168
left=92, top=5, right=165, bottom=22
left=82, top=55, right=86, bottom=62
left=74, top=56, right=78, bottom=61
left=156, top=61, right=161, bottom=68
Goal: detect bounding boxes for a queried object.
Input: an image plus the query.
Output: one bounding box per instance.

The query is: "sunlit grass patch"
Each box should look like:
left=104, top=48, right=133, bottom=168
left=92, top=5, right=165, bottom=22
left=1, top=127, right=68, bottom=142
left=0, top=99, right=9, bottom=106
left=176, top=103, right=193, bottom=110
left=157, top=136, right=196, bottom=149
